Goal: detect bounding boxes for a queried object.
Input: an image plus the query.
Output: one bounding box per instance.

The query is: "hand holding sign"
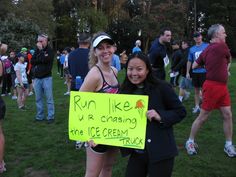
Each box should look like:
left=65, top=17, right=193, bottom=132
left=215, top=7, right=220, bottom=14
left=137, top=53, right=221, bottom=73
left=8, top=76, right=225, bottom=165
left=69, top=91, right=148, bottom=149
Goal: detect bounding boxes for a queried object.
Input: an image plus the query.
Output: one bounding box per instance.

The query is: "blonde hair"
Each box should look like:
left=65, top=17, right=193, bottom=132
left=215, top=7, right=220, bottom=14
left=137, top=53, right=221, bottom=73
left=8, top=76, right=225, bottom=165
left=88, top=32, right=104, bottom=69
left=0, top=43, right=8, bottom=55
left=88, top=44, right=98, bottom=69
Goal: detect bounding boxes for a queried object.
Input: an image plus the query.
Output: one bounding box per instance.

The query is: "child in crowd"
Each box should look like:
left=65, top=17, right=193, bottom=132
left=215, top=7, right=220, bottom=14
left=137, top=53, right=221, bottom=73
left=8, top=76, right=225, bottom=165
left=14, top=53, right=28, bottom=110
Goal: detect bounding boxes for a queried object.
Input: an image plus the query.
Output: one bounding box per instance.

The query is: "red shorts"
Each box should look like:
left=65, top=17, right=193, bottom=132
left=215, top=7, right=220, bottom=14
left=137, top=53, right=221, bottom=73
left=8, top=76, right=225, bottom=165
left=201, top=80, right=231, bottom=111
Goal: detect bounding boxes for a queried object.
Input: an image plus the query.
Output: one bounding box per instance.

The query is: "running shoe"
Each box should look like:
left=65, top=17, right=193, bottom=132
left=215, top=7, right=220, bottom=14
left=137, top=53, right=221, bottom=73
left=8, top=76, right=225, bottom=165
left=185, top=141, right=198, bottom=155
left=224, top=145, right=236, bottom=157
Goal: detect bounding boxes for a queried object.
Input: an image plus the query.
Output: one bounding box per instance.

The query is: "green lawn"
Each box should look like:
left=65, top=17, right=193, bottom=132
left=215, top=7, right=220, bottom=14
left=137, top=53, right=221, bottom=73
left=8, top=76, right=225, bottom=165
left=2, top=60, right=236, bottom=177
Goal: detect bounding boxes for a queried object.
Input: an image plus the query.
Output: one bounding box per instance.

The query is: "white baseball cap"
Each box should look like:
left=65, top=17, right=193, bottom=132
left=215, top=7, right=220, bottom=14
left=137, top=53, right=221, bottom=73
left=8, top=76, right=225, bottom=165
left=92, top=33, right=114, bottom=48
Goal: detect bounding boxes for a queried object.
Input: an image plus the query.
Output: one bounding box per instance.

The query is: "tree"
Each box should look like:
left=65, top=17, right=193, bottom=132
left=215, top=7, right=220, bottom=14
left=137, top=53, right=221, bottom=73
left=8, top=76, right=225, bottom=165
left=13, top=0, right=55, bottom=36
left=195, top=0, right=236, bottom=56
left=0, top=14, right=41, bottom=51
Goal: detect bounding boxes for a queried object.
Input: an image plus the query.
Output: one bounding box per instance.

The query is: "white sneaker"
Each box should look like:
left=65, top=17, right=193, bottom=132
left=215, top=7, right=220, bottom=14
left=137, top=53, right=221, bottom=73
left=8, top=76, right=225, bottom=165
left=224, top=145, right=236, bottom=157
left=28, top=91, right=34, bottom=96
left=75, top=141, right=85, bottom=149
left=192, top=106, right=200, bottom=114
left=64, top=91, right=70, bottom=96
left=0, top=161, right=6, bottom=173
left=12, top=96, right=17, bottom=100
left=185, top=141, right=198, bottom=155
left=184, top=91, right=190, bottom=101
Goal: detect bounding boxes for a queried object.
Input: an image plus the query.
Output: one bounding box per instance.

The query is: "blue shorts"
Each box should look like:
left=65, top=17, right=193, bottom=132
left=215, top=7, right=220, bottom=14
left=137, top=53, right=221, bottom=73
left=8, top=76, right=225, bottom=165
left=15, top=83, right=29, bottom=89
left=179, top=77, right=192, bottom=89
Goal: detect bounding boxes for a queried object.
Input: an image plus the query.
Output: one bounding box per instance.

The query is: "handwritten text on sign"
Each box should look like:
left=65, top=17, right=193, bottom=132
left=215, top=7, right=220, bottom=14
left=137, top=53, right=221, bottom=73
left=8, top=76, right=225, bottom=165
left=68, top=91, right=148, bottom=149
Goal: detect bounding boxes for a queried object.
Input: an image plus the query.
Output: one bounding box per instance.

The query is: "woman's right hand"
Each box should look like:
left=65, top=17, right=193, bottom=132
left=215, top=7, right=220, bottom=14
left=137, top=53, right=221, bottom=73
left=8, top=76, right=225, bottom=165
left=87, top=140, right=97, bottom=147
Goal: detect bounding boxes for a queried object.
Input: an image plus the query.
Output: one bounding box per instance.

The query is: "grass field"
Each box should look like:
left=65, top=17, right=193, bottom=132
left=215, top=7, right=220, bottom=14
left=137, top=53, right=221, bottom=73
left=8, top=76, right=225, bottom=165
left=1, top=60, right=236, bottom=177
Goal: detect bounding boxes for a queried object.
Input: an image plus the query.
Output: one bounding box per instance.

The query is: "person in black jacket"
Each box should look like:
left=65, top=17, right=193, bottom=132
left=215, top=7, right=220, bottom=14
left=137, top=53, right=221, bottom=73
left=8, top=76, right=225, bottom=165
left=169, top=40, right=183, bottom=88
left=31, top=34, right=55, bottom=123
left=120, top=52, right=186, bottom=177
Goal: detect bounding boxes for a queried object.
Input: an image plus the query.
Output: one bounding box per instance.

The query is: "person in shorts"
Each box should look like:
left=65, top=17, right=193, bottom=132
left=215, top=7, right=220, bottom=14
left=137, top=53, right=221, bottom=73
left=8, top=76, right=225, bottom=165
left=178, top=40, right=192, bottom=102
left=185, top=24, right=236, bottom=157
left=14, top=53, right=28, bottom=110
left=80, top=32, right=119, bottom=177
left=186, top=32, right=208, bottom=113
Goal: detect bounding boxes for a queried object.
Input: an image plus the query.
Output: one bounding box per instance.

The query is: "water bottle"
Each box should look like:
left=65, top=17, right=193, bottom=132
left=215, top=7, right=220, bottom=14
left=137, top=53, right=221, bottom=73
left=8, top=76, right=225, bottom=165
left=75, top=76, right=82, bottom=90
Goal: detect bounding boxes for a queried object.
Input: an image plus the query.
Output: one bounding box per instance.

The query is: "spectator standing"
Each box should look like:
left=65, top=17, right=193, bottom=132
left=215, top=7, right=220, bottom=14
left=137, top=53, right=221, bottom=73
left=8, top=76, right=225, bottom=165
left=14, top=53, right=28, bottom=110
left=81, top=32, right=119, bottom=177
left=1, top=44, right=12, bottom=96
left=132, top=40, right=142, bottom=53
left=111, top=44, right=121, bottom=71
left=31, top=34, right=55, bottom=123
left=120, top=52, right=186, bottom=177
left=178, top=40, right=192, bottom=102
left=63, top=47, right=71, bottom=96
left=148, top=27, right=172, bottom=80
left=186, top=32, right=208, bottom=114
left=169, top=40, right=182, bottom=87
left=120, top=50, right=128, bottom=70
left=185, top=24, right=236, bottom=157
left=68, top=33, right=91, bottom=91
left=59, top=51, right=65, bottom=78
left=8, top=51, right=18, bottom=100
left=56, top=50, right=61, bottom=74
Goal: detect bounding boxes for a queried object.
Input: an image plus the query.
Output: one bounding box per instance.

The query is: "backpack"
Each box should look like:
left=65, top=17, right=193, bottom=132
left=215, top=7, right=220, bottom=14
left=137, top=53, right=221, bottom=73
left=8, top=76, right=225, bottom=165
left=2, top=56, right=12, bottom=74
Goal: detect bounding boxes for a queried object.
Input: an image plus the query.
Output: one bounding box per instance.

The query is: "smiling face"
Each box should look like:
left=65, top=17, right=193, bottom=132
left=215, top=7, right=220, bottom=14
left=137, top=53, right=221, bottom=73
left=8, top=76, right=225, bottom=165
left=127, top=57, right=149, bottom=85
left=94, top=41, right=115, bottom=64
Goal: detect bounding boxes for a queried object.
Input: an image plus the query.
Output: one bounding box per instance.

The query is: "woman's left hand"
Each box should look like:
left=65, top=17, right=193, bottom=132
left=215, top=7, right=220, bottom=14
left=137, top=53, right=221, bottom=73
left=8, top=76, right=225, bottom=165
left=146, top=109, right=161, bottom=122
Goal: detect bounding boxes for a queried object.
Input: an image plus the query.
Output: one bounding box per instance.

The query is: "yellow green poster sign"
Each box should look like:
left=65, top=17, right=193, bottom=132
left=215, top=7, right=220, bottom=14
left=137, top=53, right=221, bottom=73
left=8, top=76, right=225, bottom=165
left=68, top=91, right=148, bottom=149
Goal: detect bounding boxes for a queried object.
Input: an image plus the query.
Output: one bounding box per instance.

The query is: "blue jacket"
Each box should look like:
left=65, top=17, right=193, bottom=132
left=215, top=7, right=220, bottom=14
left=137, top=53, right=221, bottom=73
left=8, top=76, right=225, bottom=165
left=148, top=38, right=167, bottom=69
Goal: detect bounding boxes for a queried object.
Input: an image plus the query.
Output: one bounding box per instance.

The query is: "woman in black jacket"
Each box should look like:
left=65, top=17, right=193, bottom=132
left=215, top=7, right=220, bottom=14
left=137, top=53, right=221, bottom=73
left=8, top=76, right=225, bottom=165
left=120, top=52, right=186, bottom=177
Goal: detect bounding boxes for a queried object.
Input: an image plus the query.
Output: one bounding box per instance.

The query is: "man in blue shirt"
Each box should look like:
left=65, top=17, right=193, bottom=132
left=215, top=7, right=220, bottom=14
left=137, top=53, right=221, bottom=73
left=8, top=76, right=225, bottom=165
left=148, top=27, right=172, bottom=80
left=132, top=40, right=142, bottom=53
left=186, top=32, right=208, bottom=113
left=68, top=33, right=91, bottom=91
left=111, top=45, right=121, bottom=71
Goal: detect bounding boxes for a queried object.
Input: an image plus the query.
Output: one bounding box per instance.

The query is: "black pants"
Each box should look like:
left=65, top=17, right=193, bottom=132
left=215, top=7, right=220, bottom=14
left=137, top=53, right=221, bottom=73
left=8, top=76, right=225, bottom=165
left=125, top=151, right=174, bottom=177
left=1, top=74, right=12, bottom=94
left=60, top=64, right=64, bottom=77
left=57, top=60, right=61, bottom=73
left=152, top=68, right=166, bottom=80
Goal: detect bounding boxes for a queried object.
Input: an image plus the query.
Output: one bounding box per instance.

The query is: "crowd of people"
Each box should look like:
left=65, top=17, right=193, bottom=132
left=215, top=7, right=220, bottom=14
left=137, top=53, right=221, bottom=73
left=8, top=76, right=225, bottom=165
left=0, top=23, right=236, bottom=176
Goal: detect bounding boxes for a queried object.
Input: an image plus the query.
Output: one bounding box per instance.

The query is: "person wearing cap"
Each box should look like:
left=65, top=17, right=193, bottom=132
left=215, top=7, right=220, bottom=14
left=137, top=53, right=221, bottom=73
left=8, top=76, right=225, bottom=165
left=185, top=24, right=236, bottom=157
left=31, top=33, right=55, bottom=123
left=14, top=53, right=28, bottom=110
left=132, top=39, right=142, bottom=53
left=80, top=32, right=119, bottom=177
left=68, top=33, right=91, bottom=91
left=148, top=27, right=172, bottom=80
left=186, top=32, right=208, bottom=114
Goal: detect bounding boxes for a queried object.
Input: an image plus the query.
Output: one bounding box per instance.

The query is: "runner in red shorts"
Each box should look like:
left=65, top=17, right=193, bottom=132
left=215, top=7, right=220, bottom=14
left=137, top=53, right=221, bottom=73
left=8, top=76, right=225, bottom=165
left=185, top=24, right=236, bottom=157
